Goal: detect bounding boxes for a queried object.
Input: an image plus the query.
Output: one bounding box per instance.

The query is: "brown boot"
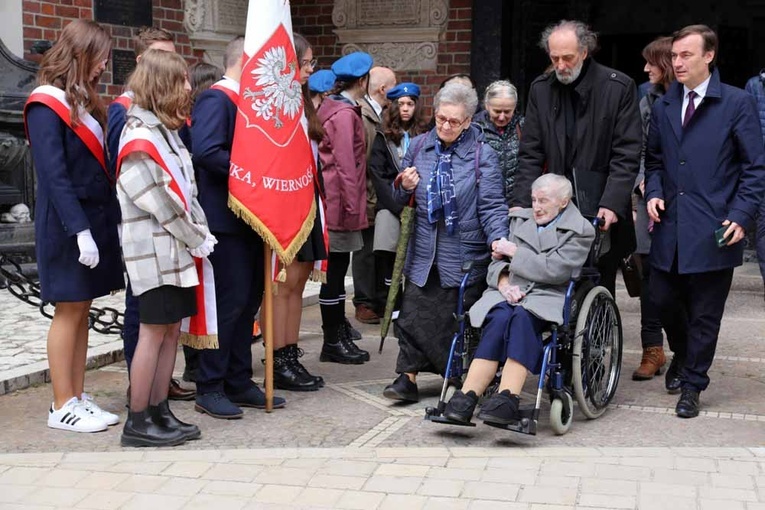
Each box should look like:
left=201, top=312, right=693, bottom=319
left=632, top=346, right=667, bottom=380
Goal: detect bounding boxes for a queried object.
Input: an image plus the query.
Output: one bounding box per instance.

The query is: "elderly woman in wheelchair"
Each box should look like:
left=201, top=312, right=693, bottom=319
left=442, top=173, right=595, bottom=426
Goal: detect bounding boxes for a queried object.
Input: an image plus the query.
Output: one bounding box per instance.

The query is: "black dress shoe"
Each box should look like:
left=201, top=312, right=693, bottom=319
left=665, top=356, right=683, bottom=394
left=444, top=390, right=478, bottom=423
left=383, top=374, right=419, bottom=402
left=676, top=388, right=700, bottom=418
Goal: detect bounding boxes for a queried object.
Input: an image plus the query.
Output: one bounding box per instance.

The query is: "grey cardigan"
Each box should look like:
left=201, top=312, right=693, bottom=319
left=469, top=203, right=595, bottom=327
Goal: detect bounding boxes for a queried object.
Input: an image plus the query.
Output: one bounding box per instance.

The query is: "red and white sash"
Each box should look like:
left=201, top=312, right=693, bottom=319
left=210, top=77, right=239, bottom=105
left=112, top=91, right=134, bottom=110
left=117, top=126, right=218, bottom=349
left=24, top=85, right=111, bottom=182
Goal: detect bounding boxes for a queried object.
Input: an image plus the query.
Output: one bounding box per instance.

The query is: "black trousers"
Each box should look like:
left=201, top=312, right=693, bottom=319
left=196, top=230, right=264, bottom=395
left=650, top=258, right=734, bottom=392
left=351, top=226, right=386, bottom=313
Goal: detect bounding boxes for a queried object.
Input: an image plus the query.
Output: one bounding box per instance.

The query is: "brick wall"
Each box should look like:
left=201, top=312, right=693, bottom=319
left=291, top=0, right=473, bottom=114
left=22, top=0, right=203, bottom=99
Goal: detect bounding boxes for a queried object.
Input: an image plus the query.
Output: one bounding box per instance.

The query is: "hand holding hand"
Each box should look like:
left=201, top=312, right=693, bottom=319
left=400, top=167, right=420, bottom=191
left=76, top=229, right=99, bottom=269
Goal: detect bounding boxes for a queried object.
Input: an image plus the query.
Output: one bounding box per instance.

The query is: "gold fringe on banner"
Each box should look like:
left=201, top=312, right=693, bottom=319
left=180, top=332, right=219, bottom=350
left=227, top=194, right=317, bottom=269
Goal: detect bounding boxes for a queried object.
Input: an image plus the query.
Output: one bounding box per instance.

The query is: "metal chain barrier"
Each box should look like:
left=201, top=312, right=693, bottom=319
left=0, top=253, right=124, bottom=335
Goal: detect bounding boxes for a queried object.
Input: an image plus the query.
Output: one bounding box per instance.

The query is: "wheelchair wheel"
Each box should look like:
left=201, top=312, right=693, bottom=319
left=549, top=392, right=573, bottom=435
left=572, top=286, right=623, bottom=419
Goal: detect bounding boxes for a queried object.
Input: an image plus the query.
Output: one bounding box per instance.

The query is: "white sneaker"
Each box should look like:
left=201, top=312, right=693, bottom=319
left=79, top=393, right=120, bottom=426
left=48, top=397, right=108, bottom=433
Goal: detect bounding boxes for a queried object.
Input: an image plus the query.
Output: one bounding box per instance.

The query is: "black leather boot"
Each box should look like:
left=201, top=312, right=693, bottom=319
left=121, top=409, right=186, bottom=447
left=342, top=326, right=370, bottom=362
left=320, top=324, right=366, bottom=364
left=273, top=346, right=321, bottom=391
left=150, top=400, right=201, bottom=441
left=287, top=345, right=325, bottom=388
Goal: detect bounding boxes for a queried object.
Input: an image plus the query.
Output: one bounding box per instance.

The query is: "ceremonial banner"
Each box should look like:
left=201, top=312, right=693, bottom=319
left=228, top=0, right=316, bottom=272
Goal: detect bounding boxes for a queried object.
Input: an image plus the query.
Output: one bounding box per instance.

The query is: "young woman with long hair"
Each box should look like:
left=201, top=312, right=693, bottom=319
left=117, top=49, right=215, bottom=446
left=269, top=33, right=328, bottom=391
left=25, top=19, right=124, bottom=433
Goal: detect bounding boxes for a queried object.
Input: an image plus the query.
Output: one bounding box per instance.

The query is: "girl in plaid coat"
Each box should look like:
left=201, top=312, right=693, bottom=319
left=117, top=50, right=215, bottom=447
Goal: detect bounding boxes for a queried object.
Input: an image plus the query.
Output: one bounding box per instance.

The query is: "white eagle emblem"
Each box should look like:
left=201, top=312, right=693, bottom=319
left=243, top=46, right=302, bottom=129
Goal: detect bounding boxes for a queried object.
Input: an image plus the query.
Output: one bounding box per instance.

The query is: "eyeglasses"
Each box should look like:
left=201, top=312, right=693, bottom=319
left=434, top=114, right=467, bottom=129
left=300, top=58, right=318, bottom=69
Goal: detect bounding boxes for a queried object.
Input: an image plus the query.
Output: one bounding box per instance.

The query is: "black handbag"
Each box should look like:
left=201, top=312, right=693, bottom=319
left=620, top=253, right=643, bottom=298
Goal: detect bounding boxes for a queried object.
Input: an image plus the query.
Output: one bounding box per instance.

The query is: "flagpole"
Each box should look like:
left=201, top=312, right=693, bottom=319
left=263, top=244, right=274, bottom=413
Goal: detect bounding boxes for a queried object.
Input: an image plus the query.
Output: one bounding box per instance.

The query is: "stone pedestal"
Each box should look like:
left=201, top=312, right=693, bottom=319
left=183, top=0, right=248, bottom=67
left=332, top=0, right=450, bottom=71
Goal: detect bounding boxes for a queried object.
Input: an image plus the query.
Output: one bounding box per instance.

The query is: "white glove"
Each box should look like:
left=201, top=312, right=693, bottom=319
left=76, top=229, right=100, bottom=269
left=189, top=233, right=217, bottom=258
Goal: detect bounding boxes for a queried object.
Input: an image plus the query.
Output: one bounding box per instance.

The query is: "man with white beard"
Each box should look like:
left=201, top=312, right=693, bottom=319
left=511, top=20, right=642, bottom=297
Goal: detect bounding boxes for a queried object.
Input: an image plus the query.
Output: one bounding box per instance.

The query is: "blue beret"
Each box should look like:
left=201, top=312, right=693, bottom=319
left=331, top=52, right=373, bottom=81
left=308, top=70, right=336, bottom=93
left=386, top=82, right=421, bottom=100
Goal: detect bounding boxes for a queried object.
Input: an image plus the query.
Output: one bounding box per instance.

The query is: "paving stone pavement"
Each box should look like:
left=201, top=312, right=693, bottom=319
left=0, top=264, right=762, bottom=509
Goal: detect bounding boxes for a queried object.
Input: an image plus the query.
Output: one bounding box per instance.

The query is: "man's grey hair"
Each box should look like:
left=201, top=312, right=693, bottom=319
left=531, top=174, right=573, bottom=201
left=434, top=83, right=479, bottom=119
left=483, top=80, right=518, bottom=106
left=539, top=20, right=598, bottom=54
left=224, top=36, right=245, bottom=69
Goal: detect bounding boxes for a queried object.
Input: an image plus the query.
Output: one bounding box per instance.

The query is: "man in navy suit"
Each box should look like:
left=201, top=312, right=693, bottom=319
left=645, top=24, right=765, bottom=418
left=191, top=36, right=286, bottom=418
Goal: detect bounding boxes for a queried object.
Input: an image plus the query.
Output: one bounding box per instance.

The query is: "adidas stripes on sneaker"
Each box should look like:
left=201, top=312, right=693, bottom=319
left=47, top=397, right=108, bottom=433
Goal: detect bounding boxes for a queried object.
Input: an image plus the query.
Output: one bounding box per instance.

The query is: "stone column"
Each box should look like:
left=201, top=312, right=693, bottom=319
left=332, top=0, right=450, bottom=72
left=183, top=0, right=248, bottom=67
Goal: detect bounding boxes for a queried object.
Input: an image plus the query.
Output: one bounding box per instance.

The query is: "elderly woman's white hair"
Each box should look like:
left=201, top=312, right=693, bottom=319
left=434, top=83, right=479, bottom=119
left=483, top=80, right=518, bottom=106
left=531, top=173, right=573, bottom=201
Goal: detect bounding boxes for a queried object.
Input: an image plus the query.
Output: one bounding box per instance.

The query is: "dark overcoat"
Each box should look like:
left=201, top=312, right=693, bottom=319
left=512, top=59, right=641, bottom=258
left=25, top=103, right=124, bottom=302
left=644, top=70, right=765, bottom=274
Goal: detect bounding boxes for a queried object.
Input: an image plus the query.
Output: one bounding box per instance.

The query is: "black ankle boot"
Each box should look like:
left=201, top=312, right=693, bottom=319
left=287, top=345, right=325, bottom=388
left=342, top=325, right=370, bottom=362
left=273, top=346, right=321, bottom=391
left=150, top=400, right=201, bottom=441
left=121, top=408, right=187, bottom=447
left=320, top=324, right=366, bottom=364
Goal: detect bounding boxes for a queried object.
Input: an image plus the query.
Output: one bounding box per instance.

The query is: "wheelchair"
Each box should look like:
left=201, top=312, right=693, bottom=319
left=424, top=218, right=623, bottom=435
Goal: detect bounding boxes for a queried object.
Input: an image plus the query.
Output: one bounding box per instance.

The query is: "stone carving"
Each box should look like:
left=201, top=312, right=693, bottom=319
left=343, top=42, right=438, bottom=71
left=1, top=203, right=30, bottom=223
left=183, top=0, right=247, bottom=67
left=332, top=0, right=450, bottom=71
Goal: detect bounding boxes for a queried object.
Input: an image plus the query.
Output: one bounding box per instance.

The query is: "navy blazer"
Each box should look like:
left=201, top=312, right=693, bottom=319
left=645, top=69, right=765, bottom=274
left=26, top=103, right=123, bottom=301
left=106, top=101, right=127, bottom=180
left=191, top=88, right=243, bottom=234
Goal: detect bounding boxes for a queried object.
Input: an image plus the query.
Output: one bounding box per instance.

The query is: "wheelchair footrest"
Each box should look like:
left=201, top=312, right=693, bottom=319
left=481, top=407, right=537, bottom=435
left=426, top=414, right=477, bottom=427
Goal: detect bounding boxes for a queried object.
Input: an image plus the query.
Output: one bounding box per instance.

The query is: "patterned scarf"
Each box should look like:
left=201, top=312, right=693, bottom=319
left=427, top=130, right=467, bottom=235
